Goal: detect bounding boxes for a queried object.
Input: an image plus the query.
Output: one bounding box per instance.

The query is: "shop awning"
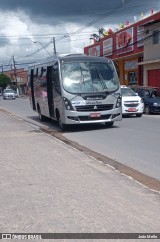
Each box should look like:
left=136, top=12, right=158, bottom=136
left=138, top=58, right=160, bottom=65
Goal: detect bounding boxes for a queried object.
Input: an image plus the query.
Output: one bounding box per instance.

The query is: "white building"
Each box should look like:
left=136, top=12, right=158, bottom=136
left=139, top=19, right=160, bottom=88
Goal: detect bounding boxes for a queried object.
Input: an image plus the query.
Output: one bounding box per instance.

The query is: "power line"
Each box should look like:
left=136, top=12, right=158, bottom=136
left=2, top=30, right=159, bottom=68
left=55, top=3, right=128, bottom=42
left=18, top=1, right=131, bottom=58
left=2, top=1, right=159, bottom=59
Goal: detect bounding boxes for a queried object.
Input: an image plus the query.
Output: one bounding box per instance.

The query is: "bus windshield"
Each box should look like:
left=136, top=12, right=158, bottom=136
left=61, top=61, right=119, bottom=94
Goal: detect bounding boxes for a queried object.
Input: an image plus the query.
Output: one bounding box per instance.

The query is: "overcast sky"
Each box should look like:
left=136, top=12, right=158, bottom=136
left=0, top=0, right=160, bottom=68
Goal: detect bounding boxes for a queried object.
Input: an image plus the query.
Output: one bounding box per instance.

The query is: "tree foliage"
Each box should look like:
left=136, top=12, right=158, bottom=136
left=0, top=73, right=11, bottom=88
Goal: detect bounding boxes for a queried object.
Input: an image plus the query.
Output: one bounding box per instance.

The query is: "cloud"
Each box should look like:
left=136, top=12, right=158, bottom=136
left=0, top=0, right=160, bottom=66
left=0, top=0, right=121, bottom=20
left=0, top=37, right=9, bottom=47
left=0, top=8, right=99, bottom=62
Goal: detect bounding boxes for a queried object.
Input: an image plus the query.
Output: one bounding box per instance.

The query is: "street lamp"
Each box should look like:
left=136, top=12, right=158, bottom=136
left=33, top=41, right=51, bottom=56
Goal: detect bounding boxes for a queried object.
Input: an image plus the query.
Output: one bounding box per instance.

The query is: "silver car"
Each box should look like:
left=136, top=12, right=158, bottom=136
left=3, top=89, right=16, bottom=100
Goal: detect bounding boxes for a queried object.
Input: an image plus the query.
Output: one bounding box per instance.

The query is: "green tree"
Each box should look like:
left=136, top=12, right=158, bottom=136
left=0, top=73, right=11, bottom=88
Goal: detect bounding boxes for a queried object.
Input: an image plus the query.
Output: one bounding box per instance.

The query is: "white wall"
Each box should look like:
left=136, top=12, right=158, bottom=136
left=144, top=22, right=160, bottom=61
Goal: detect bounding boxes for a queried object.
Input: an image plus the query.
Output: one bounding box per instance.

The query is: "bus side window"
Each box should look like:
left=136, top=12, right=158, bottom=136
left=40, top=67, right=47, bottom=87
left=41, top=67, right=46, bottom=77
left=53, top=64, right=61, bottom=94
left=34, top=68, right=38, bottom=78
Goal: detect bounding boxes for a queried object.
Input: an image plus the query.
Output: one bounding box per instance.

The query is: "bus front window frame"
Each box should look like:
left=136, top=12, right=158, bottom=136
left=61, top=61, right=119, bottom=95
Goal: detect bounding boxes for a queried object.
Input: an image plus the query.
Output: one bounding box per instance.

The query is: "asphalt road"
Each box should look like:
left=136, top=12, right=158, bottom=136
left=0, top=96, right=160, bottom=182
left=64, top=115, right=160, bottom=181
left=0, top=107, right=160, bottom=241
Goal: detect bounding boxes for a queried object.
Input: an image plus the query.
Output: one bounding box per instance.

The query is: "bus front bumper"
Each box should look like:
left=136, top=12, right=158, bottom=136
left=63, top=109, right=122, bottom=125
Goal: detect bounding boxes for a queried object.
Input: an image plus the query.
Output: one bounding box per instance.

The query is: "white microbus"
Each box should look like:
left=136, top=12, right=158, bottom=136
left=28, top=54, right=122, bottom=130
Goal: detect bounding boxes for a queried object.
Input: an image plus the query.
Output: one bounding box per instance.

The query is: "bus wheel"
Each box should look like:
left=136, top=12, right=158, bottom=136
left=38, top=106, right=46, bottom=122
left=57, top=114, right=66, bottom=131
left=104, top=121, right=114, bottom=128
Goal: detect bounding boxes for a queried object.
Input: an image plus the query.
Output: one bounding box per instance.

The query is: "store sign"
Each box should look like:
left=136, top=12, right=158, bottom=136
left=137, top=26, right=144, bottom=47
left=103, top=38, right=113, bottom=56
left=116, top=27, right=133, bottom=55
left=88, top=45, right=100, bottom=56
left=124, top=60, right=138, bottom=70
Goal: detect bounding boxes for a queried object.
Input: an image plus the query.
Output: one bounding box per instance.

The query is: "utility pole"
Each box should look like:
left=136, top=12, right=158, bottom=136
left=1, top=64, right=3, bottom=73
left=13, top=56, right=17, bottom=89
left=53, top=37, right=57, bottom=55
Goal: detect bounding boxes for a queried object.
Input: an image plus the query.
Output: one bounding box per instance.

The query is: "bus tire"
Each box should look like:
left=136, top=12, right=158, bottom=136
left=104, top=121, right=114, bottom=128
left=57, top=112, right=66, bottom=131
left=38, top=106, right=46, bottom=122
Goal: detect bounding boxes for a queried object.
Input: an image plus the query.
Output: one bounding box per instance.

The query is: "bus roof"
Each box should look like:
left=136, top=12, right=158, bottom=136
left=59, top=54, right=111, bottom=63
left=28, top=54, right=112, bottom=68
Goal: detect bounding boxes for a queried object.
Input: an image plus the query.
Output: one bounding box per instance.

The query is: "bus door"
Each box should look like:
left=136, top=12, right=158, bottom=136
left=47, top=66, right=54, bottom=118
left=52, top=62, right=61, bottom=115
left=30, top=68, right=36, bottom=110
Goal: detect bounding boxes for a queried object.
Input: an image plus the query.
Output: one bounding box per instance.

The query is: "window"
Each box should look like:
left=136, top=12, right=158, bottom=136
left=144, top=90, right=150, bottom=97
left=121, top=87, right=137, bottom=97
left=152, top=30, right=159, bottom=45
left=53, top=63, right=61, bottom=93
left=128, top=72, right=137, bottom=85
left=61, top=61, right=119, bottom=93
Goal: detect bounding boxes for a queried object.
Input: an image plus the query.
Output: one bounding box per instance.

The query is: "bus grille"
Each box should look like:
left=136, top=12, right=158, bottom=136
left=75, top=104, right=113, bottom=112
left=78, top=114, right=111, bottom=121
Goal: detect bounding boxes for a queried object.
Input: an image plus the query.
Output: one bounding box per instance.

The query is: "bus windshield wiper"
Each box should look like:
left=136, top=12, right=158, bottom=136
left=94, top=68, right=108, bottom=92
left=80, top=66, right=85, bottom=86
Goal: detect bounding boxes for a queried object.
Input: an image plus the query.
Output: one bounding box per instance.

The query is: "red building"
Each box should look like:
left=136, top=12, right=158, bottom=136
left=84, top=11, right=160, bottom=87
left=3, top=68, right=28, bottom=94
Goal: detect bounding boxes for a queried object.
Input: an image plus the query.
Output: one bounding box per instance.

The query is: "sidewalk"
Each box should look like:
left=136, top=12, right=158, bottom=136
left=0, top=109, right=160, bottom=240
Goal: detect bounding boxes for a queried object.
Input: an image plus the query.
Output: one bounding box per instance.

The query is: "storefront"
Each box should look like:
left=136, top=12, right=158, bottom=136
left=84, top=11, right=160, bottom=87
left=139, top=60, right=160, bottom=88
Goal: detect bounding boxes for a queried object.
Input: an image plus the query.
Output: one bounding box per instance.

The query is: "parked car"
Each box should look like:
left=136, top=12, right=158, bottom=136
left=3, top=89, right=16, bottom=100
left=133, top=86, right=160, bottom=114
left=121, top=85, right=144, bottom=117
left=13, top=90, right=18, bottom=98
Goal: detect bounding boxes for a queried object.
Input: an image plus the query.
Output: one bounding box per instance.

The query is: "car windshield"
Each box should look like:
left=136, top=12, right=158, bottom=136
left=141, top=89, right=160, bottom=98
left=151, top=90, right=160, bottom=98
left=5, top=90, right=14, bottom=93
left=121, top=87, right=137, bottom=97
left=61, top=61, right=119, bottom=94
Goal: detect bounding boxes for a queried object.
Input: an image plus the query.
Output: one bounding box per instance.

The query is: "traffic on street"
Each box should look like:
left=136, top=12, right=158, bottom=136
left=0, top=96, right=160, bottom=185
left=0, top=0, right=160, bottom=239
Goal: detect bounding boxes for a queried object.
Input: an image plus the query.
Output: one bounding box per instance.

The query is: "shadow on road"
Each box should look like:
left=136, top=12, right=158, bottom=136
left=27, top=115, right=119, bottom=133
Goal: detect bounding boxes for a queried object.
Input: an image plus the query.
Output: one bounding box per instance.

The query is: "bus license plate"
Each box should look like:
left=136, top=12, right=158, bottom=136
left=90, top=113, right=101, bottom=117
left=128, top=108, right=136, bottom=112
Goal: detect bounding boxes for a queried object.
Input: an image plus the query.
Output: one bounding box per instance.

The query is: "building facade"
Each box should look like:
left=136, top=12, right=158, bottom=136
left=84, top=11, right=160, bottom=88
left=138, top=19, right=160, bottom=88
left=3, top=68, right=28, bottom=94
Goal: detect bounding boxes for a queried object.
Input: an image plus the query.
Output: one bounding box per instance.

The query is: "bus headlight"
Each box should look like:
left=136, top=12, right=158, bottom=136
left=116, top=96, right=121, bottom=108
left=63, top=97, right=73, bottom=110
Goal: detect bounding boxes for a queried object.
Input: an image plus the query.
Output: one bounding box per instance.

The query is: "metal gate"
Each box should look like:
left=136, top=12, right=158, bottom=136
left=148, top=69, right=160, bottom=88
